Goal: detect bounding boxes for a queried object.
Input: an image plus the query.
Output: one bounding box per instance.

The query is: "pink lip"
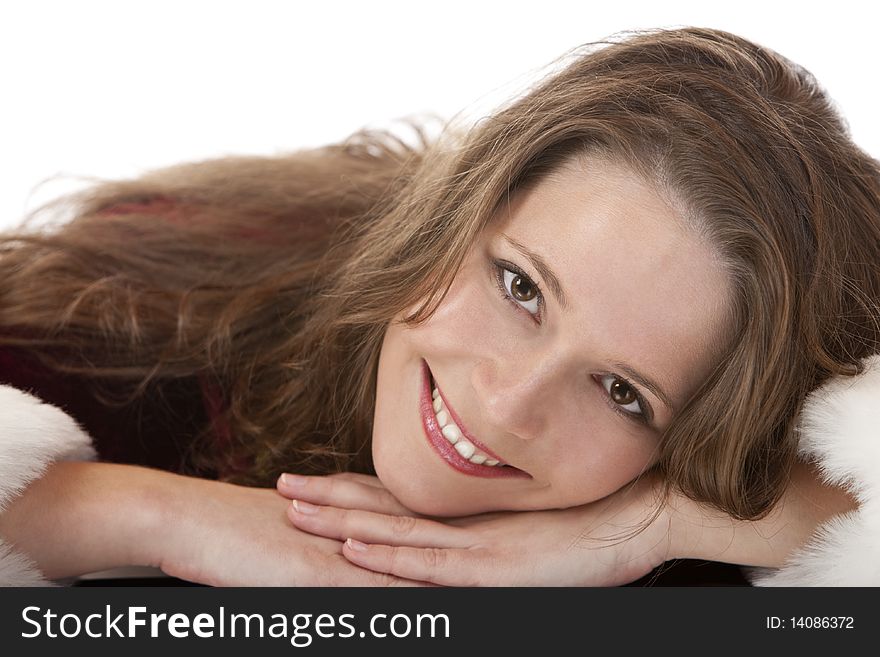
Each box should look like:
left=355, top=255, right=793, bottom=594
left=420, top=359, right=530, bottom=479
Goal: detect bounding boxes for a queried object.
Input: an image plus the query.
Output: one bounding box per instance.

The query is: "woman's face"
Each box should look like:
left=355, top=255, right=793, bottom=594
left=372, top=155, right=732, bottom=517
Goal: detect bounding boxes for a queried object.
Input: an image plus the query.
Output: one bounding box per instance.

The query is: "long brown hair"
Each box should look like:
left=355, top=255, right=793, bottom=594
left=2, top=27, right=878, bottom=521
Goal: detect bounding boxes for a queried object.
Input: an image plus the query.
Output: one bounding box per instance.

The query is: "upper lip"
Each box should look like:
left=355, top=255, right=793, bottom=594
left=430, top=367, right=514, bottom=468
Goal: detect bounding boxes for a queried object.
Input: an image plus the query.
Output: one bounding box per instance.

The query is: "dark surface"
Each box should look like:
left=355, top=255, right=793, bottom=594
left=72, top=559, right=750, bottom=587
left=628, top=559, right=750, bottom=586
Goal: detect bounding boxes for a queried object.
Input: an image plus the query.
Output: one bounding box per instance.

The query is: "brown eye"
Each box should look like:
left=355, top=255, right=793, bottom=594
left=610, top=380, right=637, bottom=405
left=498, top=266, right=541, bottom=316
left=599, top=374, right=645, bottom=419
left=510, top=275, right=537, bottom=302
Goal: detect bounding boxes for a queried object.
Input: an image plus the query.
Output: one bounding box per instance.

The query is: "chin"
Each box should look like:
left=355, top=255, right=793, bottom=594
left=374, top=458, right=492, bottom=518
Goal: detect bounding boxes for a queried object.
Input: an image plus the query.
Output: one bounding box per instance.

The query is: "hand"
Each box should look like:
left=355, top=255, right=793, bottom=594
left=276, top=471, right=672, bottom=586
left=149, top=472, right=427, bottom=586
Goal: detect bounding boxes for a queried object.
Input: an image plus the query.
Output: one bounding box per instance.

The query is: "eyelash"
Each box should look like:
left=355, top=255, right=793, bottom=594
left=491, top=258, right=651, bottom=426
left=596, top=374, right=651, bottom=426
left=491, top=258, right=545, bottom=323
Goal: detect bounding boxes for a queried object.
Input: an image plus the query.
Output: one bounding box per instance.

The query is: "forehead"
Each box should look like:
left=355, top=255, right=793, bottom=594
left=491, top=156, right=732, bottom=405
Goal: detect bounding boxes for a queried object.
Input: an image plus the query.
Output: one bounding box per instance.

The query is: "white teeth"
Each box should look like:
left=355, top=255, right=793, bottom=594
left=454, top=440, right=476, bottom=459
left=441, top=424, right=461, bottom=444
left=431, top=385, right=506, bottom=467
left=432, top=386, right=439, bottom=400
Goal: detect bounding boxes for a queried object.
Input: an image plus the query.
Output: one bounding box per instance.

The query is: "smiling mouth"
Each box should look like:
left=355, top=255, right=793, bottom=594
left=419, top=359, right=530, bottom=479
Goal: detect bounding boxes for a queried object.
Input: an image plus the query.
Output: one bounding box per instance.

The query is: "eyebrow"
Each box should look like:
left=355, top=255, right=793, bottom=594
left=500, top=233, right=676, bottom=416
left=610, top=362, right=677, bottom=416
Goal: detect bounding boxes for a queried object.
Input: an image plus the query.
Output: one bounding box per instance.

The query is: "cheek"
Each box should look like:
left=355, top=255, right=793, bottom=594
left=371, top=430, right=420, bottom=507
left=543, top=427, right=659, bottom=506
left=408, top=273, right=505, bottom=358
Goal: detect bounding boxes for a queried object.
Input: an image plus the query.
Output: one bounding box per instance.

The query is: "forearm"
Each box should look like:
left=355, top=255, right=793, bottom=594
left=0, top=461, right=171, bottom=580
left=667, top=460, right=859, bottom=568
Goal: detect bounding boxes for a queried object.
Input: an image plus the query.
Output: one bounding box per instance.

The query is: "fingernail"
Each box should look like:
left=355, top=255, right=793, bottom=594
left=291, top=499, right=319, bottom=515
left=346, top=538, right=369, bottom=552
left=279, top=473, right=307, bottom=489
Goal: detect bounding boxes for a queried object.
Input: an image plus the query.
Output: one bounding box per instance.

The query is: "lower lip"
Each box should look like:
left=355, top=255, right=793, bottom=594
left=419, top=359, right=529, bottom=479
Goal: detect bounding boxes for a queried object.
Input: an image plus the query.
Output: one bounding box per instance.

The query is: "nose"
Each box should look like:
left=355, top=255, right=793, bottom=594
left=470, top=355, right=563, bottom=441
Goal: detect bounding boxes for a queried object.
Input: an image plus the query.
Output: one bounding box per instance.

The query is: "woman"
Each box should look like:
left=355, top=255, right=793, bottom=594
left=0, top=26, right=877, bottom=586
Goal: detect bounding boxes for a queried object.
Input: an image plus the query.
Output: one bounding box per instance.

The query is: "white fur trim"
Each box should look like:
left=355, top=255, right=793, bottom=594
left=0, top=541, right=50, bottom=587
left=0, top=384, right=97, bottom=586
left=747, top=354, right=880, bottom=585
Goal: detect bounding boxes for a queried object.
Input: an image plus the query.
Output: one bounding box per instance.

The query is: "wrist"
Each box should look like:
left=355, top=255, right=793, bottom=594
left=599, top=471, right=677, bottom=576
left=640, top=473, right=677, bottom=568
left=116, top=466, right=206, bottom=572
left=135, top=470, right=226, bottom=581
left=101, top=464, right=182, bottom=570
left=665, top=484, right=706, bottom=562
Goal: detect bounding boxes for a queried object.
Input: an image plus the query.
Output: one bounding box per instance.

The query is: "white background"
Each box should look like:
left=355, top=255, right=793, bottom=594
left=2, top=0, right=877, bottom=230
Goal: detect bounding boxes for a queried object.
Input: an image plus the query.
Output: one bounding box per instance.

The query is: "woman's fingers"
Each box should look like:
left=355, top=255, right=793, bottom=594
left=277, top=473, right=415, bottom=516
left=288, top=502, right=472, bottom=549
left=325, top=471, right=386, bottom=489
left=333, top=556, right=432, bottom=587
left=341, top=541, right=496, bottom=587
